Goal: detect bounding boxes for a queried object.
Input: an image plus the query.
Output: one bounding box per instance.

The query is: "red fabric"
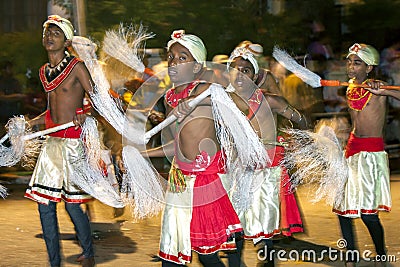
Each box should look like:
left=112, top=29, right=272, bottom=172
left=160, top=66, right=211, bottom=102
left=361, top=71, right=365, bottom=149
left=165, top=80, right=200, bottom=108
left=333, top=205, right=391, bottom=216
left=345, top=132, right=384, bottom=158
left=24, top=191, right=92, bottom=205
left=45, top=110, right=81, bottom=138
left=272, top=137, right=304, bottom=236
left=177, top=151, right=243, bottom=249
left=346, top=87, right=371, bottom=111
left=247, top=89, right=264, bottom=120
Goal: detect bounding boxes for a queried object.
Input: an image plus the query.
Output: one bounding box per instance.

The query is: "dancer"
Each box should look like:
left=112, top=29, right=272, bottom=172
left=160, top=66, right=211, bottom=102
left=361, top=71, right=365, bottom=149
left=228, top=44, right=307, bottom=237
left=144, top=29, right=253, bottom=267
left=23, top=15, right=95, bottom=267
left=333, top=43, right=400, bottom=266
left=225, top=42, right=307, bottom=266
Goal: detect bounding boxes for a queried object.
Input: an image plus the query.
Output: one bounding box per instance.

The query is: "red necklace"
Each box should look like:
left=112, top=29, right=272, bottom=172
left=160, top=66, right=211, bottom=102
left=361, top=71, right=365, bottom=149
left=165, top=80, right=200, bottom=108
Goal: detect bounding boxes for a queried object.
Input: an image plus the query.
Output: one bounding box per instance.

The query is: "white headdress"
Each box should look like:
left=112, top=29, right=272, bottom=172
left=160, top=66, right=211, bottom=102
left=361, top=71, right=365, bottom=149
left=167, top=29, right=207, bottom=66
left=227, top=43, right=263, bottom=74
left=347, top=43, right=380, bottom=66
left=43, top=15, right=74, bottom=40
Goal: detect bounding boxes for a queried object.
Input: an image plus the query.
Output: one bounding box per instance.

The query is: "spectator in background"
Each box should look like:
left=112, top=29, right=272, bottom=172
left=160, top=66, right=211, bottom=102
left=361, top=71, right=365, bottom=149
left=23, top=76, right=47, bottom=119
left=379, top=42, right=400, bottom=144
left=307, top=20, right=334, bottom=61
left=0, top=60, right=25, bottom=126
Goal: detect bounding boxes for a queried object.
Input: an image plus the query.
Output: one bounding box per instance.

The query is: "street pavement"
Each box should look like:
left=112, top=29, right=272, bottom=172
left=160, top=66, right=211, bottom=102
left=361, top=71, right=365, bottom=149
left=0, top=170, right=399, bottom=267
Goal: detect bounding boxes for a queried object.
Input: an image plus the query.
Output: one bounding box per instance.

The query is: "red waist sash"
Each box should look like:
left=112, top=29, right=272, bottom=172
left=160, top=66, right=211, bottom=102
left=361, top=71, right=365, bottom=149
left=45, top=110, right=81, bottom=138
left=177, top=150, right=225, bottom=175
left=345, top=132, right=384, bottom=158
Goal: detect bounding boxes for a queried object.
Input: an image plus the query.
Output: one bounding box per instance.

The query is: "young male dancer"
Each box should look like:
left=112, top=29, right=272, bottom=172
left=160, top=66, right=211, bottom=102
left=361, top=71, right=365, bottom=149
left=146, top=30, right=247, bottom=267
left=333, top=43, right=400, bottom=266
left=225, top=42, right=306, bottom=266
left=24, top=15, right=95, bottom=267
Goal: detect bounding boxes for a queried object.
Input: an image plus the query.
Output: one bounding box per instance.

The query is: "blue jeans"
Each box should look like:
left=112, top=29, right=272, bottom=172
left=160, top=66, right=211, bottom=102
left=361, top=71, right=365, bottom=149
left=38, top=201, right=94, bottom=267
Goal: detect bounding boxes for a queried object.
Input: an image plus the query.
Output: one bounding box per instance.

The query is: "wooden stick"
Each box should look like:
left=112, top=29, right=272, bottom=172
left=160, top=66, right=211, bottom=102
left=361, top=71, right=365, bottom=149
left=320, top=80, right=400, bottom=90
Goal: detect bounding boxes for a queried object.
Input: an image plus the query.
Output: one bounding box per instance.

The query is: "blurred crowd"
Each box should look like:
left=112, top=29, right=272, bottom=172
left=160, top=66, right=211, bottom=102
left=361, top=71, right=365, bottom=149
left=1, top=32, right=400, bottom=175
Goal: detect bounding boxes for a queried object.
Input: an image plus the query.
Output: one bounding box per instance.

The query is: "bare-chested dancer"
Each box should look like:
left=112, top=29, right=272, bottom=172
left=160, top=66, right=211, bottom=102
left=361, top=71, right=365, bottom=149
left=24, top=15, right=95, bottom=267
left=333, top=43, right=400, bottom=267
left=145, top=30, right=244, bottom=267
left=225, top=42, right=307, bottom=267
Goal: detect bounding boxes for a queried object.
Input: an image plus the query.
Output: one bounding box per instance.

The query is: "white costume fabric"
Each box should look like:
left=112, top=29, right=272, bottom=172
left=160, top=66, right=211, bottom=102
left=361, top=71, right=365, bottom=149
left=333, top=151, right=391, bottom=218
left=25, top=137, right=92, bottom=204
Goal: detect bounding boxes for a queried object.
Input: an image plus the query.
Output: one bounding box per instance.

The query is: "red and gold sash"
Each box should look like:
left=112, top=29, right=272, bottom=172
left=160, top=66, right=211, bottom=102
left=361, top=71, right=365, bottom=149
left=346, top=79, right=372, bottom=111
left=247, top=88, right=264, bottom=120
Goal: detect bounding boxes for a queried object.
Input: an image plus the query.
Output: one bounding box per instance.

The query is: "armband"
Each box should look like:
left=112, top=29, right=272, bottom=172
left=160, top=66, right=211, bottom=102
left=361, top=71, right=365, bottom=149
left=76, top=108, right=84, bottom=115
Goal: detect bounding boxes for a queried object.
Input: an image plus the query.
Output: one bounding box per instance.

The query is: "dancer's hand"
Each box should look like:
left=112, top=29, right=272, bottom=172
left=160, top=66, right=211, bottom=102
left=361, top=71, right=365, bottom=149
left=73, top=108, right=87, bottom=129
left=365, top=79, right=386, bottom=96
left=173, top=99, right=194, bottom=123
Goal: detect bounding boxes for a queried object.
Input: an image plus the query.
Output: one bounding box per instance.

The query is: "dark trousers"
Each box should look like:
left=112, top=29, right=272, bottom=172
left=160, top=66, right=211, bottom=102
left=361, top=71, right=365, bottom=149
left=161, top=252, right=224, bottom=267
left=338, top=214, right=386, bottom=262
left=38, top=201, right=94, bottom=267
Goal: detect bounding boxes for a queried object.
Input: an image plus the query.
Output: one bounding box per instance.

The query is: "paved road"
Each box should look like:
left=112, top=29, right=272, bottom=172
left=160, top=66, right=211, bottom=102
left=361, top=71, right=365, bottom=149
left=0, top=173, right=399, bottom=267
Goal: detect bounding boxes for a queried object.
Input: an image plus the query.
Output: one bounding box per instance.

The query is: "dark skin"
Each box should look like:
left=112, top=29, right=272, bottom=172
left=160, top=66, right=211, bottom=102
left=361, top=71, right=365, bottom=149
left=229, top=57, right=308, bottom=142
left=346, top=54, right=400, bottom=137
left=29, top=24, right=93, bottom=129
left=145, top=42, right=218, bottom=162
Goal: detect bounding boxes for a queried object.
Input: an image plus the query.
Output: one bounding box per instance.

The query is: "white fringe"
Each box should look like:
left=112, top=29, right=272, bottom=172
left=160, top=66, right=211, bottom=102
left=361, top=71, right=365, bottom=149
left=72, top=36, right=127, bottom=136
left=210, top=84, right=269, bottom=212
left=210, top=84, right=269, bottom=169
left=121, top=145, right=165, bottom=219
left=0, top=184, right=7, bottom=198
left=80, top=116, right=102, bottom=169
left=272, top=46, right=322, bottom=88
left=280, top=121, right=348, bottom=206
left=102, top=23, right=155, bottom=73
left=70, top=159, right=124, bottom=208
left=0, top=116, right=42, bottom=168
left=226, top=161, right=258, bottom=212
left=69, top=118, right=124, bottom=208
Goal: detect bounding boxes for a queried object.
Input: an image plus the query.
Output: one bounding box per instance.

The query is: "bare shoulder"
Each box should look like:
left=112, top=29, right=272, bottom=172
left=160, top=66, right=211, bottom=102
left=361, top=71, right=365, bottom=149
left=73, top=60, right=90, bottom=74
left=259, top=70, right=282, bottom=95
left=193, top=81, right=211, bottom=95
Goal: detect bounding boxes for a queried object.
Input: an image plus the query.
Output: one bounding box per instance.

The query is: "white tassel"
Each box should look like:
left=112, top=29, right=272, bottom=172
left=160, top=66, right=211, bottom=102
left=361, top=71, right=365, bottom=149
left=209, top=84, right=270, bottom=212
left=281, top=122, right=348, bottom=206
left=102, top=23, right=155, bottom=73
left=72, top=36, right=127, bottom=136
left=210, top=84, right=269, bottom=169
left=122, top=145, right=165, bottom=219
left=80, top=116, right=103, bottom=168
left=227, top=162, right=258, bottom=212
left=0, top=116, right=42, bottom=167
left=70, top=160, right=124, bottom=208
left=69, top=118, right=124, bottom=208
left=0, top=184, right=7, bottom=198
left=272, top=46, right=322, bottom=88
